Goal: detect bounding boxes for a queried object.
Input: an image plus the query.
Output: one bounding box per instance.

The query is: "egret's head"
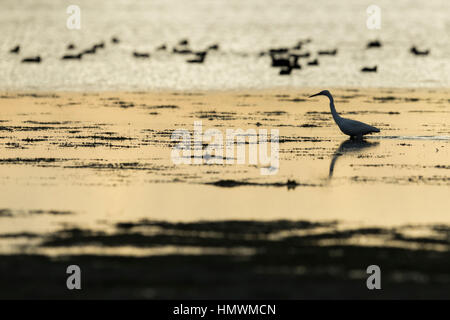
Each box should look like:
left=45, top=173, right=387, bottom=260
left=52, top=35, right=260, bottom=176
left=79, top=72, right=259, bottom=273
left=309, top=90, right=330, bottom=98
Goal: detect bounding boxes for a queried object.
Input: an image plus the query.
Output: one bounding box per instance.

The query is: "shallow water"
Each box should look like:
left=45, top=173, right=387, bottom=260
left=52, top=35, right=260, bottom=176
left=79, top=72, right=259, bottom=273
left=0, top=0, right=449, bottom=90
left=1, top=0, right=449, bottom=299
left=0, top=89, right=449, bottom=257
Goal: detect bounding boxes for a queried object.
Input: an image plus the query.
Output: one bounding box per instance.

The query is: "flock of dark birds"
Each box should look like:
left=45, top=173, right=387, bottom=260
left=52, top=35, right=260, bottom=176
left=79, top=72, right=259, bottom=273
left=8, top=36, right=431, bottom=76
left=262, top=39, right=431, bottom=75
left=8, top=37, right=218, bottom=65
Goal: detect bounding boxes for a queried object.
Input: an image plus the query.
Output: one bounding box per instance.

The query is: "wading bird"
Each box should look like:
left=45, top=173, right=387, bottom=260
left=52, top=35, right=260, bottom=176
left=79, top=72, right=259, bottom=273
left=309, top=90, right=380, bottom=139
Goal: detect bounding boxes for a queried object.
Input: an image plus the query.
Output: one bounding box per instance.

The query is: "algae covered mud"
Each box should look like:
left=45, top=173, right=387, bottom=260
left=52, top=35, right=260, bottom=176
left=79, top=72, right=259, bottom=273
left=0, top=88, right=449, bottom=298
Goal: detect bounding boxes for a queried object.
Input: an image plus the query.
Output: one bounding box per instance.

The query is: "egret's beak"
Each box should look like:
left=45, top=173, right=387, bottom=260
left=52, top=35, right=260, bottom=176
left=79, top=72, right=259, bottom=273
left=309, top=92, right=322, bottom=98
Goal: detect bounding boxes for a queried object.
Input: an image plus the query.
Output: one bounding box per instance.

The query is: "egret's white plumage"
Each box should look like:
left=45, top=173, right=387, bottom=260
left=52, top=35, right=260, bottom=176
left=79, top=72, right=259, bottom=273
left=309, top=90, right=380, bottom=138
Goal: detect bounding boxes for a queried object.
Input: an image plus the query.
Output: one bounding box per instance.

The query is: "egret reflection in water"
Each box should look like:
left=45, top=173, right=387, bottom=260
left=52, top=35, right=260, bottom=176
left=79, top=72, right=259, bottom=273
left=328, top=139, right=379, bottom=179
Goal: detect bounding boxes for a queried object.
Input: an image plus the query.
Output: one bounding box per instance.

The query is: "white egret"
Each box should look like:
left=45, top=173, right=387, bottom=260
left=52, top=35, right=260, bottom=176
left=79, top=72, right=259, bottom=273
left=309, top=90, right=380, bottom=139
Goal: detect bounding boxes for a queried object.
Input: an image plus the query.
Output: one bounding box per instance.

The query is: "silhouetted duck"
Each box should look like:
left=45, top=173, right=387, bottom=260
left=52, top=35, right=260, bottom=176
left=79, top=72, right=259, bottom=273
left=83, top=47, right=97, bottom=55
left=318, top=49, right=337, bottom=55
left=187, top=51, right=207, bottom=63
left=410, top=46, right=429, bottom=56
left=111, top=37, right=120, bottom=44
left=287, top=179, right=298, bottom=190
left=259, top=48, right=287, bottom=56
left=207, top=44, right=219, bottom=51
left=10, top=45, right=20, bottom=54
left=173, top=47, right=193, bottom=54
left=179, top=39, right=189, bottom=46
left=67, top=44, right=76, bottom=50
left=296, top=52, right=310, bottom=58
left=133, top=51, right=150, bottom=58
left=279, top=66, right=292, bottom=75
left=269, top=48, right=289, bottom=54
left=307, top=58, right=319, bottom=66
left=94, top=42, right=105, bottom=50
left=292, top=39, right=311, bottom=50
left=21, top=56, right=41, bottom=63
left=367, top=40, right=381, bottom=48
left=156, top=44, right=167, bottom=51
left=361, top=66, right=377, bottom=72
left=62, top=53, right=82, bottom=60
left=270, top=54, right=290, bottom=67
left=289, top=55, right=302, bottom=69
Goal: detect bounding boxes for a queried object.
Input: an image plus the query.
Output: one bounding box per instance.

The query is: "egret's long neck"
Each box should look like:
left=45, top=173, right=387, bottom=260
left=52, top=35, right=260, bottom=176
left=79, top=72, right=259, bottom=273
left=325, top=93, right=341, bottom=123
